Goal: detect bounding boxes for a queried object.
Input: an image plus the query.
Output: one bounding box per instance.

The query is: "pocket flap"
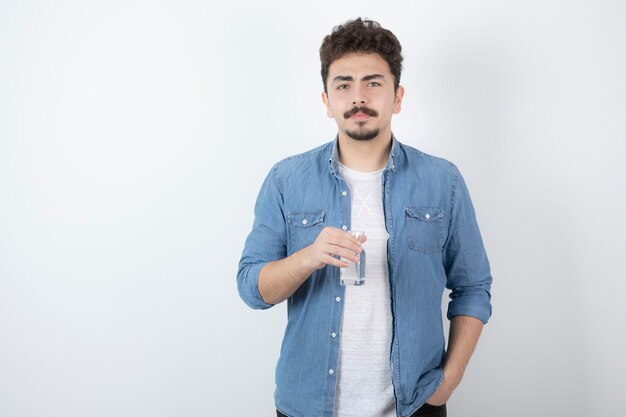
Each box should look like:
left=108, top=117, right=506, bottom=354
left=288, top=211, right=326, bottom=228
left=405, top=207, right=444, bottom=222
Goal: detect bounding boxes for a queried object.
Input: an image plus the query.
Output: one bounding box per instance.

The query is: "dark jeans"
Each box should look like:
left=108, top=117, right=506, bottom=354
left=276, top=403, right=447, bottom=417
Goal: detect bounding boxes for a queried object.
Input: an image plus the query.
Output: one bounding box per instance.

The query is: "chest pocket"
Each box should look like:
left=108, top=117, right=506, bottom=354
left=405, top=207, right=444, bottom=254
left=287, top=210, right=326, bottom=251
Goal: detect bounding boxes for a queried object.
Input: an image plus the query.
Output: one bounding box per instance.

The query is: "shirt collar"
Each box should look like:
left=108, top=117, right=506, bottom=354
left=328, top=133, right=399, bottom=176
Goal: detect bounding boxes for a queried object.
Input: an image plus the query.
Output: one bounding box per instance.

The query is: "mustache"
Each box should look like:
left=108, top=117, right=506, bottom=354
left=344, top=106, right=378, bottom=119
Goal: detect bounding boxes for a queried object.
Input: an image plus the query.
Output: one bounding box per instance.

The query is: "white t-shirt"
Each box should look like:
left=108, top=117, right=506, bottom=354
left=334, top=162, right=395, bottom=417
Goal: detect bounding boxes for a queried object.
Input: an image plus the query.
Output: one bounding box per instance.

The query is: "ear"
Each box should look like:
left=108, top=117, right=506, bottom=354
left=393, top=86, right=405, bottom=114
left=321, top=91, right=334, bottom=118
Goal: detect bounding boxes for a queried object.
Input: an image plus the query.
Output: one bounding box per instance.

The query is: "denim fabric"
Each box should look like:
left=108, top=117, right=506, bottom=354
left=278, top=403, right=446, bottom=417
left=237, top=135, right=492, bottom=417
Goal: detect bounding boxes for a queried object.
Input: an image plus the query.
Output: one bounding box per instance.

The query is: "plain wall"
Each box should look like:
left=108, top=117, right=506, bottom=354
left=1, top=1, right=625, bottom=416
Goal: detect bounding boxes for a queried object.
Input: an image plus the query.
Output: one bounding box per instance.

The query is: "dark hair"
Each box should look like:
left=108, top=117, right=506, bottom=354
left=319, top=17, right=403, bottom=93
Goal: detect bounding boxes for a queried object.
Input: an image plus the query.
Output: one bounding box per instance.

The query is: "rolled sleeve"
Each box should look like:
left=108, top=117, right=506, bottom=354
left=237, top=261, right=274, bottom=310
left=443, top=165, right=493, bottom=324
left=236, top=164, right=287, bottom=310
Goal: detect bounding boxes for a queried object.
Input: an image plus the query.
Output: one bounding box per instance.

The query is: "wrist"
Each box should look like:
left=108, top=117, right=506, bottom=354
left=442, top=366, right=463, bottom=389
left=296, top=246, right=319, bottom=273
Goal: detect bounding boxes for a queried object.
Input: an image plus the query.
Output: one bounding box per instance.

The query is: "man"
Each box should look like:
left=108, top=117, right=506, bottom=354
left=237, top=18, right=492, bottom=417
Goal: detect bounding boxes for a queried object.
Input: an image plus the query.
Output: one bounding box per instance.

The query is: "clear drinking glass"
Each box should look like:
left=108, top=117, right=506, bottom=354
left=340, top=231, right=366, bottom=286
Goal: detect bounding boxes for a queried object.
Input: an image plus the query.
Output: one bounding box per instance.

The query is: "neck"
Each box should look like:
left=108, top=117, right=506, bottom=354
left=337, top=129, right=392, bottom=172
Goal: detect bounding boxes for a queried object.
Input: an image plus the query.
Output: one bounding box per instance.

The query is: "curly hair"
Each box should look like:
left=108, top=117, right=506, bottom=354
left=319, top=17, right=403, bottom=93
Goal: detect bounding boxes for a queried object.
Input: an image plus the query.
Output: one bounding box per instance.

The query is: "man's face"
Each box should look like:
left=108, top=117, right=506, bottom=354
left=322, top=52, right=404, bottom=142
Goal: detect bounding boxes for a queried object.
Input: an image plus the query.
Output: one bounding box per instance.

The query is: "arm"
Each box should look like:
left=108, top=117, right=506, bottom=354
left=426, top=315, right=484, bottom=405
left=258, top=249, right=315, bottom=306
left=427, top=165, right=492, bottom=405
left=237, top=164, right=365, bottom=308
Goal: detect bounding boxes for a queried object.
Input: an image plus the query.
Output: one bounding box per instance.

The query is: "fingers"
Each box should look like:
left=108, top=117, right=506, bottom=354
left=321, top=243, right=360, bottom=263
left=339, top=234, right=366, bottom=254
left=320, top=227, right=366, bottom=254
left=307, top=227, right=367, bottom=269
left=321, top=254, right=349, bottom=268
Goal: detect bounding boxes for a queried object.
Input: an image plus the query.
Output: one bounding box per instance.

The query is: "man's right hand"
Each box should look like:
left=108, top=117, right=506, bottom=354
left=258, top=227, right=367, bottom=305
left=302, top=227, right=367, bottom=270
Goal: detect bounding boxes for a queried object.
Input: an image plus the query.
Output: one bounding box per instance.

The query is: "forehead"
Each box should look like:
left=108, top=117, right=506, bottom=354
left=328, top=52, right=392, bottom=79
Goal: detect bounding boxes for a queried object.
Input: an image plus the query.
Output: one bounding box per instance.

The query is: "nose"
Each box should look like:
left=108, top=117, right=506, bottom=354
left=352, top=85, right=367, bottom=105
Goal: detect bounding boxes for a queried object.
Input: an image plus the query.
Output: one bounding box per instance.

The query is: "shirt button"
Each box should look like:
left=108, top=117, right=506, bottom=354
left=302, top=219, right=308, bottom=225
left=341, top=191, right=347, bottom=196
left=329, top=369, right=334, bottom=375
left=342, top=225, right=347, bottom=230
left=335, top=296, right=341, bottom=302
left=331, top=332, right=336, bottom=338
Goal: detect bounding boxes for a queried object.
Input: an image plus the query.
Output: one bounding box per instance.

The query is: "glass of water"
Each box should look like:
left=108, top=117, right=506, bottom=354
left=340, top=231, right=366, bottom=286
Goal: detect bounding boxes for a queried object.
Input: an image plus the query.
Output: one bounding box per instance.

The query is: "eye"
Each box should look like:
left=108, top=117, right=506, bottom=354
left=368, top=81, right=381, bottom=87
left=337, top=84, right=349, bottom=90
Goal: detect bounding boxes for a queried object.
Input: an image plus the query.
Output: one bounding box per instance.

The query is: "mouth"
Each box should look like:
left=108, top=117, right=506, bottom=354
left=350, top=112, right=371, bottom=120
left=344, top=106, right=378, bottom=120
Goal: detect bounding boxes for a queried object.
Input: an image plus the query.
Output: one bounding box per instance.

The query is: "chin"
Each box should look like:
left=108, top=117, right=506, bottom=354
left=345, top=128, right=380, bottom=141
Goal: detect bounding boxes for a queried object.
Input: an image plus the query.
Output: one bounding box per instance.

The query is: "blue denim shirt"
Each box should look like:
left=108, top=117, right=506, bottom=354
left=237, top=135, right=492, bottom=417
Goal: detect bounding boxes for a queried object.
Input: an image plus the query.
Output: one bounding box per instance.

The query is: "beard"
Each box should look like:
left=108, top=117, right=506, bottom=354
left=343, top=106, right=380, bottom=141
left=344, top=125, right=380, bottom=141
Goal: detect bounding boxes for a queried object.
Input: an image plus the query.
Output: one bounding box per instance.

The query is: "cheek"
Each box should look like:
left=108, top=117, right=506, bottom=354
left=326, top=102, right=343, bottom=119
left=384, top=95, right=399, bottom=113
left=328, top=99, right=347, bottom=115
left=370, top=91, right=392, bottom=105
left=329, top=94, right=347, bottom=106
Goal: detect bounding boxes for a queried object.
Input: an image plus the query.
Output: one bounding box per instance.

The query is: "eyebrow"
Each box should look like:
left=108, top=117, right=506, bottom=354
left=332, top=74, right=385, bottom=84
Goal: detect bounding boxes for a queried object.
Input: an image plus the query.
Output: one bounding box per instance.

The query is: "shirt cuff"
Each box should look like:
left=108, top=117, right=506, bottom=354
left=238, top=261, right=275, bottom=310
left=447, top=295, right=492, bottom=324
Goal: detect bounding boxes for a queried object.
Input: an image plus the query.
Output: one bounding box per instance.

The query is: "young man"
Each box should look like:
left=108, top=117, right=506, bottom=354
left=237, top=18, right=492, bottom=417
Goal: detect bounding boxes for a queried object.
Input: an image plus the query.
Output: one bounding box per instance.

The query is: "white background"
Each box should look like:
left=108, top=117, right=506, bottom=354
left=1, top=1, right=625, bottom=416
